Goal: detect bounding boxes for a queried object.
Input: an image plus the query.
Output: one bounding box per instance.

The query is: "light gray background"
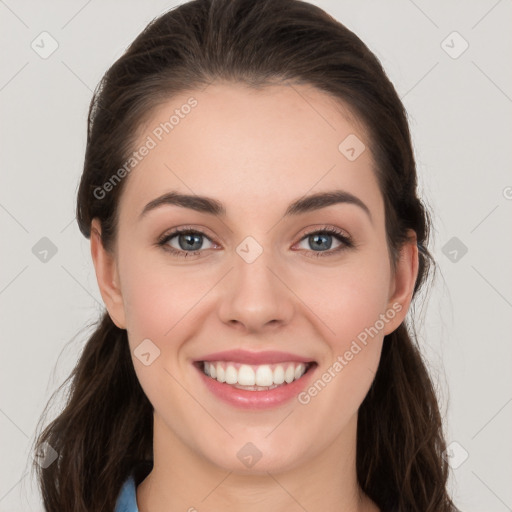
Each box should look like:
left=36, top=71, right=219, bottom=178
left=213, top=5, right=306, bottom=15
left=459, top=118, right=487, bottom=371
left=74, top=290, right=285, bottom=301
left=1, top=1, right=511, bottom=510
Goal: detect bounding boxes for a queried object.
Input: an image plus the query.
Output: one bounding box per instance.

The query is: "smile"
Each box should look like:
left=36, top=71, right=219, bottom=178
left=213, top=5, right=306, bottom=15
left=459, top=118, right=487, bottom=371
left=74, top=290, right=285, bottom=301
left=201, top=361, right=313, bottom=390
left=194, top=356, right=318, bottom=409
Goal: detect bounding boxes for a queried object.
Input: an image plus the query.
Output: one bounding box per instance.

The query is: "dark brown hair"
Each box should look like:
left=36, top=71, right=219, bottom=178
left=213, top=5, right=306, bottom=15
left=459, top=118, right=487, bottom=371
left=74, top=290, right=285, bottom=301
left=31, top=0, right=458, bottom=510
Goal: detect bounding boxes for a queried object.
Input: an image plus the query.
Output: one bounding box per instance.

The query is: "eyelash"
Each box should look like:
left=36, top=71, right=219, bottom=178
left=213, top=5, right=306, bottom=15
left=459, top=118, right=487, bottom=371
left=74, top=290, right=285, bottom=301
left=156, top=225, right=354, bottom=259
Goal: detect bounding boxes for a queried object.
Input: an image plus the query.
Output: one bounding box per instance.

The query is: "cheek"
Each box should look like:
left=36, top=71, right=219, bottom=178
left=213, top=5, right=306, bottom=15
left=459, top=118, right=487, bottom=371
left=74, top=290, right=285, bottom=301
left=118, top=244, right=216, bottom=340
left=291, top=253, right=392, bottom=348
left=289, top=252, right=391, bottom=407
left=119, top=239, right=392, bottom=352
left=306, top=256, right=392, bottom=409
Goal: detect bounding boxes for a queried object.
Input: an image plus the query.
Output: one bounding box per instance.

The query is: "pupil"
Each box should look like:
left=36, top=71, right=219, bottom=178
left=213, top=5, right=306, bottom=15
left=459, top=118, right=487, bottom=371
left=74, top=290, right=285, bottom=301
left=179, top=233, right=202, bottom=251
left=311, top=233, right=331, bottom=251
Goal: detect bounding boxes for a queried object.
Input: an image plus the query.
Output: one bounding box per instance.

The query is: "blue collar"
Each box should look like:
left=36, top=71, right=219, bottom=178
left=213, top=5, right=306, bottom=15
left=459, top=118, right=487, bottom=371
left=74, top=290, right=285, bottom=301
left=114, top=475, right=139, bottom=512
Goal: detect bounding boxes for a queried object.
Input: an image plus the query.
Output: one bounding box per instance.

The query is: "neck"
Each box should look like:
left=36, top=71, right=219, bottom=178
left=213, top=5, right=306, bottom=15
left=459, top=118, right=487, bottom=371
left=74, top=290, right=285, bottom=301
left=137, top=412, right=379, bottom=512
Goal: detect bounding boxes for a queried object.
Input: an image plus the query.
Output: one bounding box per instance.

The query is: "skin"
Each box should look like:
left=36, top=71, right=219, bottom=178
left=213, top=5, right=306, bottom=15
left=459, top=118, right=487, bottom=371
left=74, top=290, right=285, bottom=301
left=91, top=82, right=418, bottom=512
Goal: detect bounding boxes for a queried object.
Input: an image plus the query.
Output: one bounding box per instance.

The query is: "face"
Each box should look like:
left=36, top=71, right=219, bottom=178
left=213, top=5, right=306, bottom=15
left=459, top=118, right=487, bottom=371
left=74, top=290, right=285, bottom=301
left=91, top=82, right=417, bottom=475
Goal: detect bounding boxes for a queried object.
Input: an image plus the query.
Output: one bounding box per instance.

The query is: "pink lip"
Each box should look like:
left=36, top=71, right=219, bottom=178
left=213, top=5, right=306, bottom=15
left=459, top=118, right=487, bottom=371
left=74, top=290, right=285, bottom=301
left=195, top=349, right=315, bottom=365
left=195, top=362, right=318, bottom=410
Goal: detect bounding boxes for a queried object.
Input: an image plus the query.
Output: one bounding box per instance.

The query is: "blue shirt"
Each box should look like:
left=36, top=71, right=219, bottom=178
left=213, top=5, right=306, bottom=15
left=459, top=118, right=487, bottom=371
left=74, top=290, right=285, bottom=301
left=114, top=475, right=139, bottom=512
left=114, top=462, right=152, bottom=512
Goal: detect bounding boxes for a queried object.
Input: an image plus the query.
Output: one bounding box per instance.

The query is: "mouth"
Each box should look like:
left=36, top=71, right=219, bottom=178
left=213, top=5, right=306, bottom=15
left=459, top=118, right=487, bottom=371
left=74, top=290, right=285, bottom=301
left=194, top=360, right=317, bottom=391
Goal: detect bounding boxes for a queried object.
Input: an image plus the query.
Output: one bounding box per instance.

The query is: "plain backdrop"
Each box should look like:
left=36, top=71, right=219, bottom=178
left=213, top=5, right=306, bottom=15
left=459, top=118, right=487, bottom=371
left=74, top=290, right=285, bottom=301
left=1, top=1, right=511, bottom=510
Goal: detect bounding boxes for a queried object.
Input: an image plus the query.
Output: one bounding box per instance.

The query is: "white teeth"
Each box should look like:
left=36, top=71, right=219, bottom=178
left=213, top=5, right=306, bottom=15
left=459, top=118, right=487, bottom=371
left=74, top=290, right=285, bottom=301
left=225, top=365, right=237, bottom=385
left=238, top=365, right=255, bottom=386
left=216, top=365, right=226, bottom=382
left=255, top=365, right=273, bottom=387
left=294, top=363, right=305, bottom=380
left=273, top=365, right=285, bottom=385
left=285, top=365, right=295, bottom=383
left=201, top=361, right=310, bottom=388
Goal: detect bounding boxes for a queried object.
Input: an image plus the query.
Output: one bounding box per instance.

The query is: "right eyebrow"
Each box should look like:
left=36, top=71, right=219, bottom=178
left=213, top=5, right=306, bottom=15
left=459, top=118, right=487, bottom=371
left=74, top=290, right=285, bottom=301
left=139, top=191, right=226, bottom=220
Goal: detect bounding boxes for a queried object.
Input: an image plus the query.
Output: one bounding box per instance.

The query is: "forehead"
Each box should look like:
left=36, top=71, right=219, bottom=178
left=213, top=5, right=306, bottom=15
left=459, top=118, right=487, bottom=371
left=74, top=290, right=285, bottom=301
left=119, top=82, right=383, bottom=221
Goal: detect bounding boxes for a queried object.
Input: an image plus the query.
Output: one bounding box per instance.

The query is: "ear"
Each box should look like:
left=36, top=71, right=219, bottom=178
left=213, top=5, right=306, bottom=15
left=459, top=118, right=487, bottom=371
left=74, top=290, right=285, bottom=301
left=90, top=218, right=126, bottom=329
left=383, top=230, right=419, bottom=335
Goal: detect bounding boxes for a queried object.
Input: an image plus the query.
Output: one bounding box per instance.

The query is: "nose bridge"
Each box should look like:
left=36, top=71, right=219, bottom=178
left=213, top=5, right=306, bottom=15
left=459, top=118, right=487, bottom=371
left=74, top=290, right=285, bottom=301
left=217, top=235, right=294, bottom=331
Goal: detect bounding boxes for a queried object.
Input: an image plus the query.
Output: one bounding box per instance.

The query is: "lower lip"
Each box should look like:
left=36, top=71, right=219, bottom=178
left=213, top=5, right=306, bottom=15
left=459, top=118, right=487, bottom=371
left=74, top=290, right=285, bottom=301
left=195, top=363, right=317, bottom=410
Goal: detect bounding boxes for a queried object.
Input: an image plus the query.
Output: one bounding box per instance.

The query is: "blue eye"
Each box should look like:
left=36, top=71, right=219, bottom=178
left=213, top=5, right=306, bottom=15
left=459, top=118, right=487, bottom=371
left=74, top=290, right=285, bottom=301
left=158, top=228, right=215, bottom=257
left=295, top=227, right=353, bottom=257
left=303, top=232, right=336, bottom=251
left=157, top=226, right=353, bottom=258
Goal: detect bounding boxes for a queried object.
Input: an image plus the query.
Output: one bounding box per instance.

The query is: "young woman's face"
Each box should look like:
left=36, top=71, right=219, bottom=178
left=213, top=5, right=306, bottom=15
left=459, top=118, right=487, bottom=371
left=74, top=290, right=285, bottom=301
left=92, top=82, right=417, bottom=474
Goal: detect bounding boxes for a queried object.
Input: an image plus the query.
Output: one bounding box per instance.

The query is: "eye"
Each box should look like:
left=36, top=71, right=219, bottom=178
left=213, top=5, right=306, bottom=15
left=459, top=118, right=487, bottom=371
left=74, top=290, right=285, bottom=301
left=157, top=225, right=353, bottom=258
left=294, top=226, right=353, bottom=257
left=157, top=227, right=217, bottom=258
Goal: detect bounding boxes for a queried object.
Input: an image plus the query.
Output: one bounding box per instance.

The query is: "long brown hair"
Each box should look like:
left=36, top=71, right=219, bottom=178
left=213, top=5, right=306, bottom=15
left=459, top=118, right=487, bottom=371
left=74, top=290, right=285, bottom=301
left=31, top=0, right=458, bottom=510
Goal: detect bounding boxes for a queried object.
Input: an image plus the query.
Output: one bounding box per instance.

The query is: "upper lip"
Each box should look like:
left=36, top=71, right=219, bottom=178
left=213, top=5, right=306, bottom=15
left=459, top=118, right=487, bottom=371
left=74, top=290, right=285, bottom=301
left=195, top=349, right=315, bottom=365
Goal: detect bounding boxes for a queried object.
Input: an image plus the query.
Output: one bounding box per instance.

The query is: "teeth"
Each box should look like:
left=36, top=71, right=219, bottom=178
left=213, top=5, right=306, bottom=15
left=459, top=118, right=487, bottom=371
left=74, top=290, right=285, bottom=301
left=225, top=365, right=237, bottom=385
left=285, top=365, right=295, bottom=383
left=202, top=361, right=309, bottom=389
left=255, top=365, right=273, bottom=386
left=238, top=365, right=255, bottom=386
left=273, top=365, right=285, bottom=385
left=216, top=365, right=226, bottom=383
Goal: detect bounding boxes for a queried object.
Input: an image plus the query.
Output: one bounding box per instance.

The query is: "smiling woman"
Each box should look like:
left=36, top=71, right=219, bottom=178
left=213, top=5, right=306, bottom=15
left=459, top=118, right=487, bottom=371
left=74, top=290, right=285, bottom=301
left=32, top=0, right=460, bottom=511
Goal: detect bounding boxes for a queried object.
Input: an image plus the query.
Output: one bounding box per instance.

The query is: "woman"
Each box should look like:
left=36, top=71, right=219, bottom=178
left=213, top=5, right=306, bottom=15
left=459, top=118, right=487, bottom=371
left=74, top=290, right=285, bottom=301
left=32, top=0, right=459, bottom=510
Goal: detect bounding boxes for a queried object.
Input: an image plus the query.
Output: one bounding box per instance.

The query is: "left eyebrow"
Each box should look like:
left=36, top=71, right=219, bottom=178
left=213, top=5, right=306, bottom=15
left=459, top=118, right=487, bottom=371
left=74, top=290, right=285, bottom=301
left=284, top=190, right=372, bottom=223
left=138, top=189, right=372, bottom=223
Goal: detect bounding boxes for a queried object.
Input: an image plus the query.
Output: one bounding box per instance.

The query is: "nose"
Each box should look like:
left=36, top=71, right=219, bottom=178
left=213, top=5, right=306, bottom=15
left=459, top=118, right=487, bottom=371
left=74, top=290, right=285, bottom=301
left=217, top=247, right=294, bottom=334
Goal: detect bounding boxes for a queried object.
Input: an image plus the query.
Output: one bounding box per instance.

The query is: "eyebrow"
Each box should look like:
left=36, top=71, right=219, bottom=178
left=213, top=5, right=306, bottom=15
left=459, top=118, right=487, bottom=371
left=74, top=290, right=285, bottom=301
left=139, top=190, right=372, bottom=223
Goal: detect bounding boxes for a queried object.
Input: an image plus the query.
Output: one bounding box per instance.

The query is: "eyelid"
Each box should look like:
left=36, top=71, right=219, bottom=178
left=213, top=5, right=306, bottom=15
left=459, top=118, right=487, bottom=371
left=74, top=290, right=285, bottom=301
left=157, top=224, right=354, bottom=257
left=297, top=224, right=351, bottom=240
left=292, top=225, right=354, bottom=256
left=157, top=225, right=217, bottom=245
left=155, top=226, right=217, bottom=259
